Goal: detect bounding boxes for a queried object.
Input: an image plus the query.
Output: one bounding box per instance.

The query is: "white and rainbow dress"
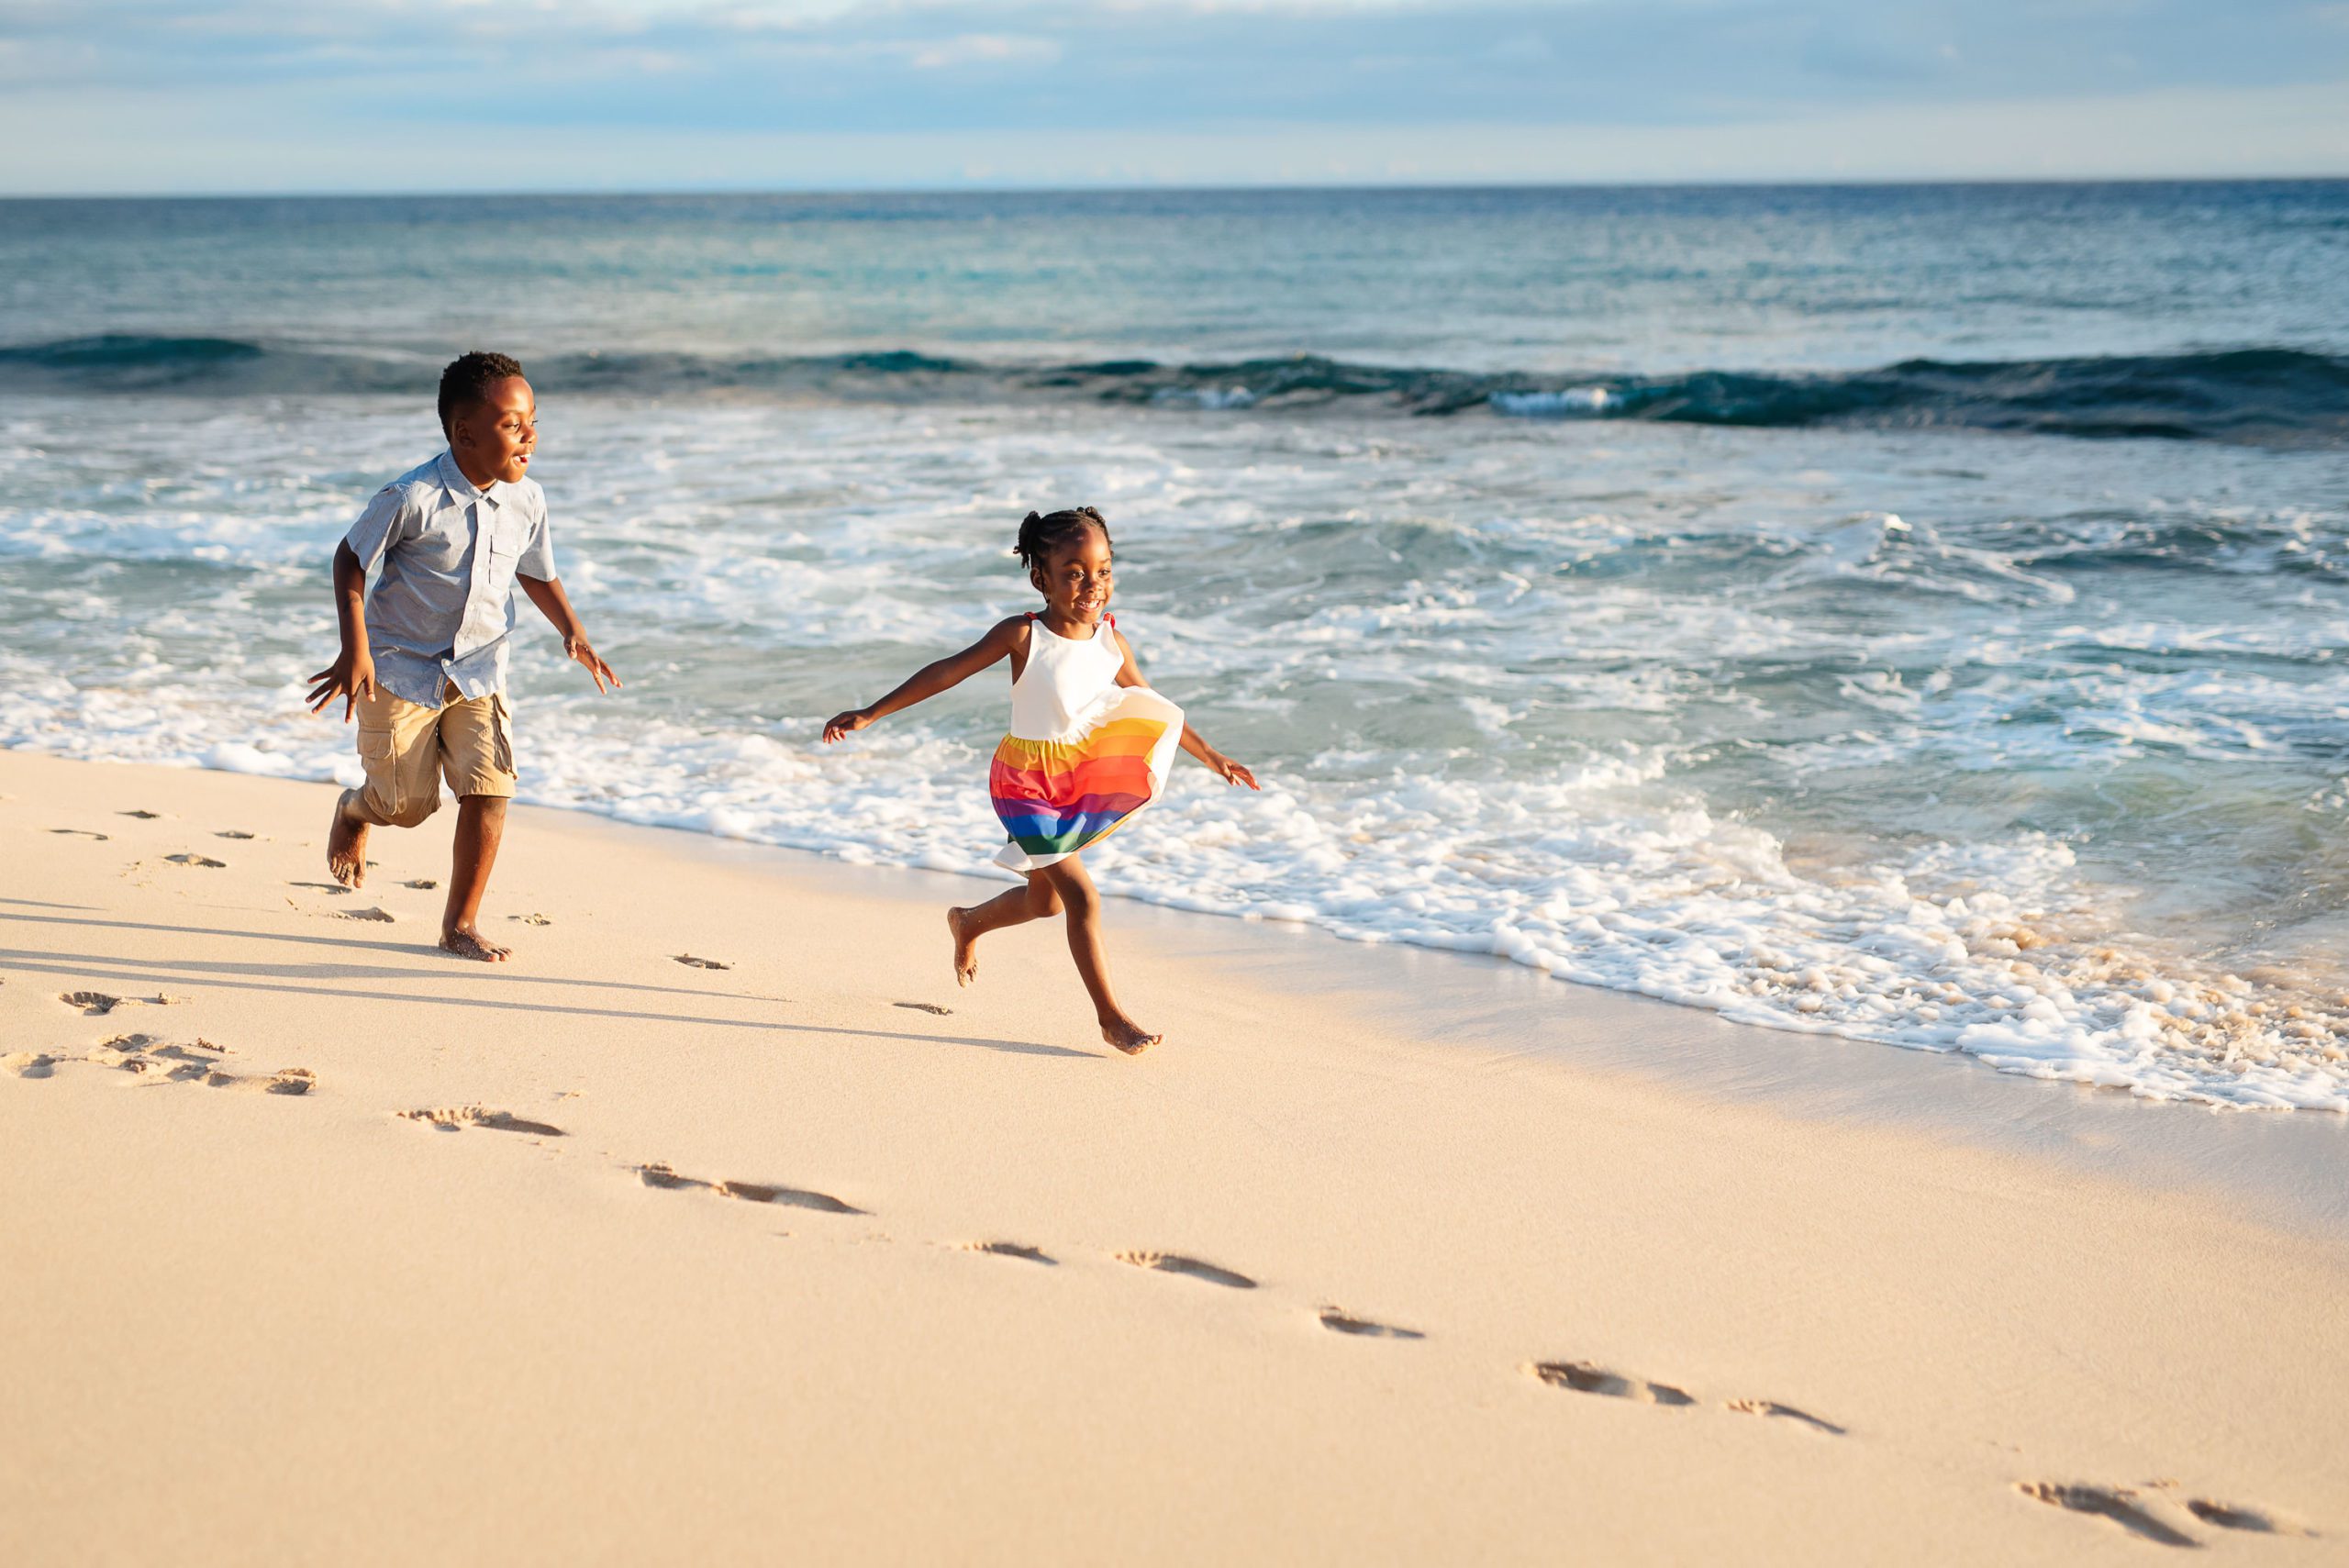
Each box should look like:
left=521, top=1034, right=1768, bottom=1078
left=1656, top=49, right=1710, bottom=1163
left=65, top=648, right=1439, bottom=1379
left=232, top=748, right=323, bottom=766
left=989, top=613, right=1185, bottom=873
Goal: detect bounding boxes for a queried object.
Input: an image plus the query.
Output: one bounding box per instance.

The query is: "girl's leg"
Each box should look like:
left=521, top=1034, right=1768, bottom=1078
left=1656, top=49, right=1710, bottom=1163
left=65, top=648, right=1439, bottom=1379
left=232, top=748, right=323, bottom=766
left=945, top=873, right=1063, bottom=985
left=1035, top=856, right=1160, bottom=1055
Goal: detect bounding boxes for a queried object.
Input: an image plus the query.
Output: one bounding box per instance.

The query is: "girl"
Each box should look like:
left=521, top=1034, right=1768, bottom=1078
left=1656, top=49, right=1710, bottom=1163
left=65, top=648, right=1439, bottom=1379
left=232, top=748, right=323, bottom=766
left=822, top=506, right=1258, bottom=1054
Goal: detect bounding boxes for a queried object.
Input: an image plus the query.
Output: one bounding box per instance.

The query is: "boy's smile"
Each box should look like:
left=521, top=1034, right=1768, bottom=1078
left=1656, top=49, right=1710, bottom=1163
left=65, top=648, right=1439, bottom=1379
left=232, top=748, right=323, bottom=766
left=451, top=375, right=538, bottom=488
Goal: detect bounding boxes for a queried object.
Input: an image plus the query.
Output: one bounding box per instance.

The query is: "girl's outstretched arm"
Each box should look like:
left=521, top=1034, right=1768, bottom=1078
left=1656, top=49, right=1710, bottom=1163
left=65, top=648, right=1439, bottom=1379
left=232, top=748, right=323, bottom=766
left=822, top=616, right=1028, bottom=742
left=1110, top=627, right=1260, bottom=790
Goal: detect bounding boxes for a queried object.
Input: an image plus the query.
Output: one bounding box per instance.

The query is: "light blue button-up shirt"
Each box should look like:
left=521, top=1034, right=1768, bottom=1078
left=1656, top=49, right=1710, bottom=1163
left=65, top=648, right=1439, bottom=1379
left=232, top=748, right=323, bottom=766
left=344, top=450, right=557, bottom=708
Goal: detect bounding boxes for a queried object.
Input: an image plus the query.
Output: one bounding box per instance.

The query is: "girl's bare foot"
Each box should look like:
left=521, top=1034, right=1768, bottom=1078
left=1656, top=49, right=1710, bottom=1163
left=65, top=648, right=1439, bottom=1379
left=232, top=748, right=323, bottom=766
left=440, top=924, right=512, bottom=962
left=327, top=790, right=370, bottom=887
left=947, top=906, right=979, bottom=986
left=1102, top=1017, right=1160, bottom=1055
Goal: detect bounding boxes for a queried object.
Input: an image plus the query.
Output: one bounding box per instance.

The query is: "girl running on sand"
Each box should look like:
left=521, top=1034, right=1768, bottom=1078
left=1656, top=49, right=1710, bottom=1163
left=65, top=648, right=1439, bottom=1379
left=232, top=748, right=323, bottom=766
left=822, top=506, right=1258, bottom=1054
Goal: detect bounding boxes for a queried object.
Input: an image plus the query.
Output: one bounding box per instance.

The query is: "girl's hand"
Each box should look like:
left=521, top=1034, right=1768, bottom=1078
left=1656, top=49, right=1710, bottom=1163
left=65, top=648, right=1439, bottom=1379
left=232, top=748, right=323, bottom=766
left=822, top=708, right=873, bottom=743
left=1209, top=753, right=1259, bottom=790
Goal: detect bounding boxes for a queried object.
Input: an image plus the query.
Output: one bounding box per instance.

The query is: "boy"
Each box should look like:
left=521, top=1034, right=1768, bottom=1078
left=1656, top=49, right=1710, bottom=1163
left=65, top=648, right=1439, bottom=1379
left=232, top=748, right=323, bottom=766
left=305, top=350, right=619, bottom=962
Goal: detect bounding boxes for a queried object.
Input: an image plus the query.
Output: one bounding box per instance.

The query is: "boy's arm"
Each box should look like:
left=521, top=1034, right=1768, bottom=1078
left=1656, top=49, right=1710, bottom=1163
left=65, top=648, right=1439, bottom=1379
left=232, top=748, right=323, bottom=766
left=305, top=540, right=376, bottom=722
left=518, top=573, right=620, bottom=694
left=822, top=617, right=1025, bottom=742
left=1110, top=628, right=1258, bottom=789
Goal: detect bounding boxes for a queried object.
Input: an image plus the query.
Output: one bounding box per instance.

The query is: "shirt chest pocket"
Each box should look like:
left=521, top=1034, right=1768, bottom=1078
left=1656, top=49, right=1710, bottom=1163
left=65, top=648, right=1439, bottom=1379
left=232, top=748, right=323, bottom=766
left=480, top=512, right=529, bottom=592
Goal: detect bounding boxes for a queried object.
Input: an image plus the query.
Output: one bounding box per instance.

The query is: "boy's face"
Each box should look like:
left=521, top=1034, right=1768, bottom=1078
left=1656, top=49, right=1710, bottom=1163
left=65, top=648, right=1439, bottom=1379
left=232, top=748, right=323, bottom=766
left=451, top=376, right=538, bottom=486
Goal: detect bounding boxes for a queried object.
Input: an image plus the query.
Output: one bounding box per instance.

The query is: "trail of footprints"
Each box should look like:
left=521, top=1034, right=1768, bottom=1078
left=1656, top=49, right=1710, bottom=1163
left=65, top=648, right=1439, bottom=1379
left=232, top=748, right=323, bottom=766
left=459, top=1127, right=2312, bottom=1550
left=21, top=817, right=2316, bottom=1546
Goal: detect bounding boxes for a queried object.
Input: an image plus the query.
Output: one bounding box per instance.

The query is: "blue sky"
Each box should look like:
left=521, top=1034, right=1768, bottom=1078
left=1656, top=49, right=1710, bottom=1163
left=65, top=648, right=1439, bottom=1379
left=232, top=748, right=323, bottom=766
left=1, top=0, right=2344, bottom=193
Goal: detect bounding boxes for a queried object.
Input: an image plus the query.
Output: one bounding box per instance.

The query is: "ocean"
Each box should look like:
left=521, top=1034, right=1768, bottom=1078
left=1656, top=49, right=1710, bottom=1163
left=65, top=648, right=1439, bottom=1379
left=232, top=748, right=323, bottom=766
left=3, top=183, right=2346, bottom=1108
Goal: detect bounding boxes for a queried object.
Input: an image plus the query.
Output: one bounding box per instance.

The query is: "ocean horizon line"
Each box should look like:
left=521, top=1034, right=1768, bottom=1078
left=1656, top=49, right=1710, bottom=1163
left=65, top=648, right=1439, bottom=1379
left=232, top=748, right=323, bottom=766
left=6, top=172, right=2349, bottom=206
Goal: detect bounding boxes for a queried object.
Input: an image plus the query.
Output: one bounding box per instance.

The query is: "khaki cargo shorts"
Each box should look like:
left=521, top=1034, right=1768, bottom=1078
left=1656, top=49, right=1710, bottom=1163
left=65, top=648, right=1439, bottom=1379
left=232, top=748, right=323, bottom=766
left=350, top=683, right=518, bottom=829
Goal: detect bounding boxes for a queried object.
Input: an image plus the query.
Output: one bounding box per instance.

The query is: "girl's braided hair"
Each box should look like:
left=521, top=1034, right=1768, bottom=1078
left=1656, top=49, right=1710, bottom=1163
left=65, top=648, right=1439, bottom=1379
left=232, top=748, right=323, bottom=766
left=1015, top=506, right=1109, bottom=570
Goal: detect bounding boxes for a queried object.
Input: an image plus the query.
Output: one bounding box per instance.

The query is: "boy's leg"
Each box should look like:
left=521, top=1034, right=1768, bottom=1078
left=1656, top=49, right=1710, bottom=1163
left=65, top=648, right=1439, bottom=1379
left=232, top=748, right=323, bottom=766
left=434, top=693, right=520, bottom=962
left=440, top=796, right=510, bottom=962
left=946, top=873, right=1063, bottom=985
left=1034, top=856, right=1159, bottom=1055
left=329, top=689, right=445, bottom=887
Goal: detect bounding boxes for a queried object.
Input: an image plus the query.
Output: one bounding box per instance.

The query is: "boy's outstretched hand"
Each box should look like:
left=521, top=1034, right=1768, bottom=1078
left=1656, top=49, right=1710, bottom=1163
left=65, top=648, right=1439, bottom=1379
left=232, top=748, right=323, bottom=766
left=822, top=709, right=873, bottom=743
left=564, top=634, right=621, bottom=694
left=306, top=647, right=377, bottom=722
left=1208, top=753, right=1259, bottom=790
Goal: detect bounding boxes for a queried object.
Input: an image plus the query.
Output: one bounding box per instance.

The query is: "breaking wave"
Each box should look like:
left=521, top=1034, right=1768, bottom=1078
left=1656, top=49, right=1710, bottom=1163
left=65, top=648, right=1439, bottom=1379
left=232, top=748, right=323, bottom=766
left=4, top=336, right=2343, bottom=446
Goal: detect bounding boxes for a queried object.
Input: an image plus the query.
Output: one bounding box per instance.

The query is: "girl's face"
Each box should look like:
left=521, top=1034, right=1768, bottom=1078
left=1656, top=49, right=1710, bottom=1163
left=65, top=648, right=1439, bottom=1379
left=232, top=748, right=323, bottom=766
left=1032, top=524, right=1114, bottom=627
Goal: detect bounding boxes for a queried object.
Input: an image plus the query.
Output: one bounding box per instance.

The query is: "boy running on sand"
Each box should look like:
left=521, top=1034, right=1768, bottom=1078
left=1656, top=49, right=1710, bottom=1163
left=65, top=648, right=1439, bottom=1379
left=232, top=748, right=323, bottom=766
left=305, top=350, right=619, bottom=962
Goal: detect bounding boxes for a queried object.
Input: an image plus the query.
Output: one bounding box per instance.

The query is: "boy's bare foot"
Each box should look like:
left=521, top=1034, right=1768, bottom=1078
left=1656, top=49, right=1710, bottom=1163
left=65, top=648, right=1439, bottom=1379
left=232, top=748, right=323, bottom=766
left=327, top=790, right=369, bottom=887
left=1102, top=1017, right=1160, bottom=1056
left=947, top=906, right=979, bottom=987
left=440, top=924, right=512, bottom=963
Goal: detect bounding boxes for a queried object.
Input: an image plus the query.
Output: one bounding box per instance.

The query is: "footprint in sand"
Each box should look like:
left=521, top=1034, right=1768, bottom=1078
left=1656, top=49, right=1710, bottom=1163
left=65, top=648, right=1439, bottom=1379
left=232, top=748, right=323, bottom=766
left=1319, top=1308, right=1425, bottom=1340
left=673, top=954, right=730, bottom=970
left=635, top=1163, right=861, bottom=1213
left=81, top=1035, right=306, bottom=1095
left=3, top=1051, right=60, bottom=1079
left=1528, top=1361, right=1695, bottom=1407
left=404, top=878, right=438, bottom=890
left=2017, top=1484, right=2200, bottom=1548
left=49, top=828, right=109, bottom=840
left=119, top=809, right=163, bottom=820
left=402, top=1106, right=562, bottom=1135
left=719, top=1179, right=864, bottom=1214
left=961, top=1240, right=1055, bottom=1264
left=340, top=906, right=396, bottom=922
left=288, top=880, right=353, bottom=896
left=1115, top=1251, right=1257, bottom=1289
left=510, top=913, right=551, bottom=926
left=164, top=853, right=227, bottom=868
left=894, top=1001, right=953, bottom=1016
left=59, top=990, right=184, bottom=1017
left=217, top=830, right=255, bottom=840
left=1724, top=1397, right=1845, bottom=1435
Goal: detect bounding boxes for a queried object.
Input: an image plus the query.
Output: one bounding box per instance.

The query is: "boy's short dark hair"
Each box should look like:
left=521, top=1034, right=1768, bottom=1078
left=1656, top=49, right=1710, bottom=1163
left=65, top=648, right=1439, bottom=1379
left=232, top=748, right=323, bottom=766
left=438, top=350, right=526, bottom=437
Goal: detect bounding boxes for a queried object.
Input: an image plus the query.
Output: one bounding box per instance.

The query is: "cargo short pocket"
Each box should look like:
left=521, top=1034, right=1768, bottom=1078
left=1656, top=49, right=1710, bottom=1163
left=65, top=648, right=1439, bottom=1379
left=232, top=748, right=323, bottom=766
left=489, top=695, right=515, bottom=777
left=355, top=727, right=402, bottom=819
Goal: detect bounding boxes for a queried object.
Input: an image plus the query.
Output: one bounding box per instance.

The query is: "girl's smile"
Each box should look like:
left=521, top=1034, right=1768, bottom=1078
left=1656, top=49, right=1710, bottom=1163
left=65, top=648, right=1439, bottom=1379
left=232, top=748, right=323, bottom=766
left=1034, top=524, right=1115, bottom=633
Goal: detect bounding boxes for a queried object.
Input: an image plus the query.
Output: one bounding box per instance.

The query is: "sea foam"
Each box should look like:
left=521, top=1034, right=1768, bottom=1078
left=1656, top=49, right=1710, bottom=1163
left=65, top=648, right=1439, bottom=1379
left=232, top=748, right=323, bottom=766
left=3, top=394, right=2344, bottom=1111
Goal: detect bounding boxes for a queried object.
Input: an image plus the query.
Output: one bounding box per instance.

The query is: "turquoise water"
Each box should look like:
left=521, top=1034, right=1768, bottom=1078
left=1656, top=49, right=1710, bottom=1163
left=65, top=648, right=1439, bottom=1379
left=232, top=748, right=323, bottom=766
left=4, top=183, right=2347, bottom=1106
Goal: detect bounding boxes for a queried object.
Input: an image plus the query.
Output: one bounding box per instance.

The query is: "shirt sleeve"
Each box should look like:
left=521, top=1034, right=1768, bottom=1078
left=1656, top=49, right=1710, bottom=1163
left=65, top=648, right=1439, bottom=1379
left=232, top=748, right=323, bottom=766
left=516, top=497, right=557, bottom=581
left=343, top=483, right=412, bottom=573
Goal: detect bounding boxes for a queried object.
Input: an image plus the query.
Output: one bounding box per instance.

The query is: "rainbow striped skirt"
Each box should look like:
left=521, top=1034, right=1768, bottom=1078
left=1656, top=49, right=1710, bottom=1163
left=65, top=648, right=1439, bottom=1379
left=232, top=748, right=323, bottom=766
left=989, top=687, right=1185, bottom=873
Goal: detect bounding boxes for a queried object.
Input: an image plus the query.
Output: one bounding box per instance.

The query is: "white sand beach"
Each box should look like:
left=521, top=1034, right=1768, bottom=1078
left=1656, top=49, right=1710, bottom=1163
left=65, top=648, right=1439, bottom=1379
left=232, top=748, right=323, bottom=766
left=3, top=746, right=2343, bottom=1564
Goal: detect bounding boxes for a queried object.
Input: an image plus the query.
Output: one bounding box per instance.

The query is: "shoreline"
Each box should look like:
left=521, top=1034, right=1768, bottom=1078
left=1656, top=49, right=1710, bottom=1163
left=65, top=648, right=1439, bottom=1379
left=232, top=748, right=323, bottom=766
left=644, top=791, right=2349, bottom=1242
left=4, top=748, right=2343, bottom=1562
left=13, top=731, right=2344, bottom=1129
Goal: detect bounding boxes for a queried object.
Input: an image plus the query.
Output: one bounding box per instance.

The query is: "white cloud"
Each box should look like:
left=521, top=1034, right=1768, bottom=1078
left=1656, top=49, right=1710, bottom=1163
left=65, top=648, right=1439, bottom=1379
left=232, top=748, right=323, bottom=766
left=907, top=31, right=1062, bottom=67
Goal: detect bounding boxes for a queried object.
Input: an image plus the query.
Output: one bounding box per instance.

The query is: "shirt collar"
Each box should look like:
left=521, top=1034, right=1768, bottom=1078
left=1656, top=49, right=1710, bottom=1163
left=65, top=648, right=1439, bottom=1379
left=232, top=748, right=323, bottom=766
left=436, top=449, right=506, bottom=510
